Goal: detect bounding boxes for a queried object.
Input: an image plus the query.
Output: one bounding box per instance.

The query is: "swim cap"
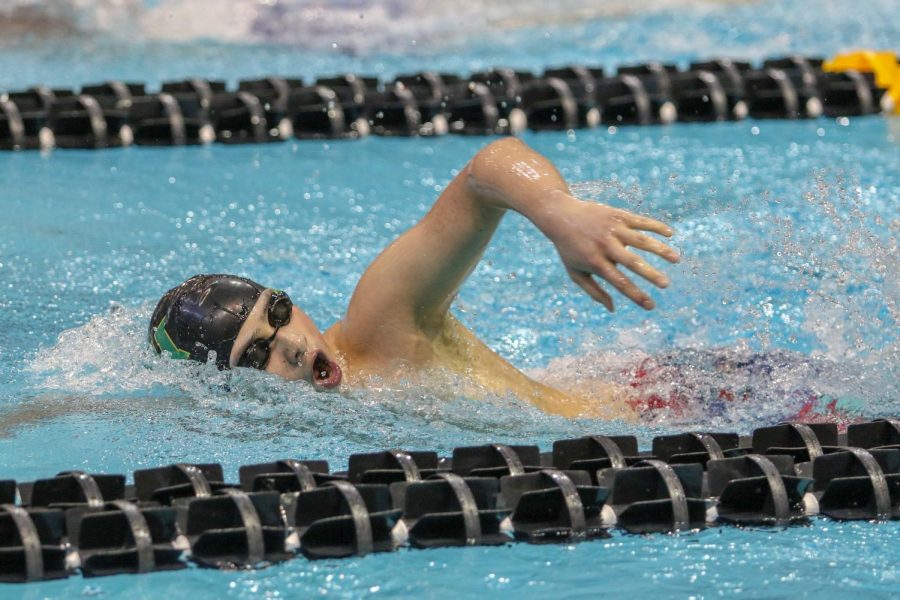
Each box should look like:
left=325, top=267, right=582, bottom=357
left=149, top=274, right=266, bottom=368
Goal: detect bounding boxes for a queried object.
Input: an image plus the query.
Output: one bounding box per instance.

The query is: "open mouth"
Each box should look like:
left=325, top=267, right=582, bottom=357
left=312, top=351, right=342, bottom=389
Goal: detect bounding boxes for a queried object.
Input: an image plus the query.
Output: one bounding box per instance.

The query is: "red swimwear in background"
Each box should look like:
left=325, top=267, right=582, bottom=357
left=622, top=350, right=858, bottom=428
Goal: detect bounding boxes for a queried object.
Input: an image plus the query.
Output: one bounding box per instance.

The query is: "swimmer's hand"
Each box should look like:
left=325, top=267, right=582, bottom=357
left=467, top=138, right=679, bottom=312
left=537, top=192, right=680, bottom=311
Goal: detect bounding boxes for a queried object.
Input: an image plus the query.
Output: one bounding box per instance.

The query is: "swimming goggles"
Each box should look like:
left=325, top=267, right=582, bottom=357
left=237, top=290, right=293, bottom=370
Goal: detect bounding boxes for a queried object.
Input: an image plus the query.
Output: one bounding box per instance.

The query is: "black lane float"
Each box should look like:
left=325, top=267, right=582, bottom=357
left=1, top=52, right=895, bottom=151
left=3, top=418, right=900, bottom=584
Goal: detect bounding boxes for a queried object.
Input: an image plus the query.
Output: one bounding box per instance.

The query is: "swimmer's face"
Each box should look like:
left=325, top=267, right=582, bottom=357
left=229, top=288, right=343, bottom=390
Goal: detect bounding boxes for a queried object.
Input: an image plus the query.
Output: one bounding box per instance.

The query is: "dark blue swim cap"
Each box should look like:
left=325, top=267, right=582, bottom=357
left=149, top=274, right=266, bottom=368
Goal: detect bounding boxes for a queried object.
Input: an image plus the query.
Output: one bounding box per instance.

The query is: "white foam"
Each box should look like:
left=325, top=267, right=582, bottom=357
left=23, top=297, right=896, bottom=439
left=23, top=303, right=604, bottom=447
left=0, top=0, right=752, bottom=49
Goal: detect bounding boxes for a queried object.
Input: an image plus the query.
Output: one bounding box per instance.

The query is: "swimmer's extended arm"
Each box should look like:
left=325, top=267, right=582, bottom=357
left=465, top=138, right=680, bottom=311
left=339, top=138, right=679, bottom=353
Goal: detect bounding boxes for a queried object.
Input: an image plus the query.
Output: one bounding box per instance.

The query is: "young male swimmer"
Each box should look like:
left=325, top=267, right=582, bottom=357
left=149, top=138, right=680, bottom=418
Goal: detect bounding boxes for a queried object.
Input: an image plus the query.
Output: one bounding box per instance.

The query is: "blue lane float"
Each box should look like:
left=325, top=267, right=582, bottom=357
left=1, top=54, right=895, bottom=151
left=2, top=418, right=900, bottom=583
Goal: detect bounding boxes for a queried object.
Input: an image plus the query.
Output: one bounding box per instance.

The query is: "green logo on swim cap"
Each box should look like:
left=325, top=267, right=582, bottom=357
left=153, top=316, right=191, bottom=360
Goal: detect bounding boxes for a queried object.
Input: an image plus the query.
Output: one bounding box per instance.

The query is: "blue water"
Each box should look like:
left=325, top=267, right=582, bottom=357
left=1, top=0, right=899, bottom=597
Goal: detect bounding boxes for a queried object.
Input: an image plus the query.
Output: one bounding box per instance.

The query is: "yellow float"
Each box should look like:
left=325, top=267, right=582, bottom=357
left=824, top=50, right=900, bottom=114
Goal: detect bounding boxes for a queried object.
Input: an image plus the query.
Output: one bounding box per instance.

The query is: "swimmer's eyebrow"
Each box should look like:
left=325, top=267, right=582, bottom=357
left=230, top=288, right=275, bottom=366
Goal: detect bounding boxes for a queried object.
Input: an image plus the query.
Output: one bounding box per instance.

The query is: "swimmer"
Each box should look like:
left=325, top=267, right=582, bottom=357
left=149, top=138, right=680, bottom=417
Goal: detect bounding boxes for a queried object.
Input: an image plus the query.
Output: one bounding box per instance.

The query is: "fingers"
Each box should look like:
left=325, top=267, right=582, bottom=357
left=564, top=205, right=679, bottom=311
left=620, top=230, right=681, bottom=263
left=594, top=258, right=655, bottom=310
left=567, top=268, right=614, bottom=312
left=618, top=210, right=675, bottom=238
left=611, top=245, right=670, bottom=289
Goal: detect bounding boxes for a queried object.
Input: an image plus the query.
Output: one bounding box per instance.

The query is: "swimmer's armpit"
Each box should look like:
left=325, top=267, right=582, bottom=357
left=468, top=138, right=680, bottom=311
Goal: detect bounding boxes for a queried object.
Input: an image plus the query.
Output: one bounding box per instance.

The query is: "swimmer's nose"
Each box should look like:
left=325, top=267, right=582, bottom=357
left=272, top=330, right=308, bottom=365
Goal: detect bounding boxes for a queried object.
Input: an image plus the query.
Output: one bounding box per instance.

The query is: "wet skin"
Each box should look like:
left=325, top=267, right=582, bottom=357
left=229, top=290, right=343, bottom=391
left=229, top=138, right=679, bottom=417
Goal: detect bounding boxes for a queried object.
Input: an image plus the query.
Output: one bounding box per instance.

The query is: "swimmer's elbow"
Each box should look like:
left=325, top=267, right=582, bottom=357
left=467, top=137, right=529, bottom=203
left=470, top=138, right=527, bottom=176
left=482, top=136, right=527, bottom=154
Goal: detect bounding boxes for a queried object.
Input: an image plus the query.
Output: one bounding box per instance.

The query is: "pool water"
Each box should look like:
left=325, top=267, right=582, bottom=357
left=1, top=0, right=898, bottom=597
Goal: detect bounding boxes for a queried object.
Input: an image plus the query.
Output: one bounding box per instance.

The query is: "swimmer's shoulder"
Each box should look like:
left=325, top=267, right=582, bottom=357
left=323, top=318, right=433, bottom=376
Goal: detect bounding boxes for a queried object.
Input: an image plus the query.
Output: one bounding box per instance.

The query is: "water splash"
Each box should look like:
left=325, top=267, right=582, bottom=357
left=533, top=346, right=896, bottom=430
left=137, top=0, right=740, bottom=51
left=784, top=171, right=897, bottom=362
left=3, top=0, right=897, bottom=62
left=566, top=165, right=898, bottom=423
left=0, top=0, right=139, bottom=38
left=22, top=299, right=895, bottom=447
left=2, top=0, right=743, bottom=49
left=23, top=304, right=654, bottom=451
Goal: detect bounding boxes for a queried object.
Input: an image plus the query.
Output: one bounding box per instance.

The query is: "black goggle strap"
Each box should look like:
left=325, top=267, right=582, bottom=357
left=277, top=460, right=317, bottom=492
left=175, top=464, right=212, bottom=497
left=0, top=503, right=44, bottom=581
left=326, top=480, right=374, bottom=556
left=220, top=489, right=266, bottom=565
left=109, top=500, right=156, bottom=573
left=431, top=473, right=482, bottom=545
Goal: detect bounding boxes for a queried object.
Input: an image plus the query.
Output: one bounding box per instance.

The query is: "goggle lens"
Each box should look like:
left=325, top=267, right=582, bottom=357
left=238, top=337, right=271, bottom=369
left=238, top=291, right=293, bottom=370
left=268, top=292, right=293, bottom=328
